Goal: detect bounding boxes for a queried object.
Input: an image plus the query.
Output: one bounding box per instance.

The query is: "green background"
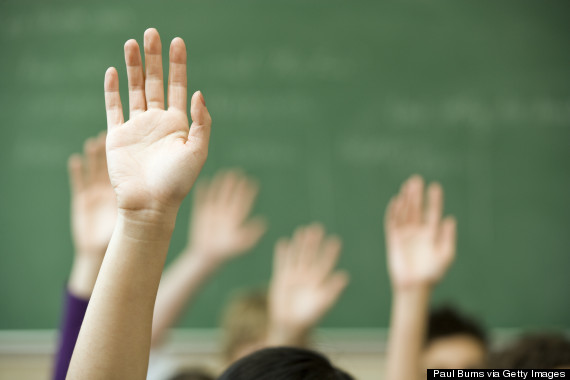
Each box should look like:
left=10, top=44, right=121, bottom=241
left=0, top=0, right=569, bottom=330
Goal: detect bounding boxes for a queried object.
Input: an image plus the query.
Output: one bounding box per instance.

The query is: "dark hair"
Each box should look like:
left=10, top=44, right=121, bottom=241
left=169, top=369, right=215, bottom=380
left=426, top=305, right=487, bottom=347
left=488, top=333, right=570, bottom=369
left=218, top=346, right=354, bottom=380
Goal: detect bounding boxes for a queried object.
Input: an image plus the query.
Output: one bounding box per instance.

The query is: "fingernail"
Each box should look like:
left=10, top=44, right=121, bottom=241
left=197, top=91, right=206, bottom=106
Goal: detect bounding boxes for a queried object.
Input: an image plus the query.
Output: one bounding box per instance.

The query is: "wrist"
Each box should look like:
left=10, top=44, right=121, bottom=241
left=117, top=208, right=178, bottom=242
left=393, top=283, right=433, bottom=297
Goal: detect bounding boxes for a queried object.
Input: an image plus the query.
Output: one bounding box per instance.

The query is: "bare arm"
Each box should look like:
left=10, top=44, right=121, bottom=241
left=385, top=176, right=456, bottom=380
left=67, top=28, right=212, bottom=380
left=151, top=171, right=266, bottom=346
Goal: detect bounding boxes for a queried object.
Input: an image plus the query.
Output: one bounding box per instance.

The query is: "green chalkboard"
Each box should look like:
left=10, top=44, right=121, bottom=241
left=0, top=0, right=569, bottom=330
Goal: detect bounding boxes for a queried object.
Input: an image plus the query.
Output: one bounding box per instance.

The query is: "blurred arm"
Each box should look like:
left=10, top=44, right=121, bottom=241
left=384, top=176, right=456, bottom=380
left=151, top=171, right=265, bottom=347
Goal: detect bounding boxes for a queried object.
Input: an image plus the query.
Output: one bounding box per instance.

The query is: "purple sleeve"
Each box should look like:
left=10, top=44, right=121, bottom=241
left=52, top=289, right=89, bottom=380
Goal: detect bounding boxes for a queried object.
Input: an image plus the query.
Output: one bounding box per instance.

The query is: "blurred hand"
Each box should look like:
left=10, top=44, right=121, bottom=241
left=68, top=132, right=116, bottom=257
left=187, top=170, right=266, bottom=264
left=268, top=224, right=349, bottom=343
left=384, top=175, right=456, bottom=290
left=104, top=28, right=211, bottom=217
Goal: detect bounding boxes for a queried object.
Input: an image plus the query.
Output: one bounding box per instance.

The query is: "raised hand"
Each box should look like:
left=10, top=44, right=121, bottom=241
left=104, top=28, right=211, bottom=215
left=268, top=224, right=349, bottom=345
left=67, top=132, right=117, bottom=298
left=151, top=170, right=266, bottom=346
left=188, top=170, right=266, bottom=264
left=384, top=175, right=456, bottom=289
left=68, top=132, right=116, bottom=257
left=68, top=29, right=212, bottom=380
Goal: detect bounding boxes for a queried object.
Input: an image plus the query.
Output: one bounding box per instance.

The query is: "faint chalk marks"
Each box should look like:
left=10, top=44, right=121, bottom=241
left=227, top=138, right=300, bottom=167
left=338, top=136, right=463, bottom=174
left=11, top=138, right=69, bottom=168
left=1, top=7, right=133, bottom=39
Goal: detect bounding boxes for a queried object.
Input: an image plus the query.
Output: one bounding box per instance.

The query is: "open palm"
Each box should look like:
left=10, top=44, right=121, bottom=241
left=104, top=29, right=211, bottom=213
left=269, top=224, right=349, bottom=333
left=385, top=176, right=456, bottom=288
left=188, top=170, right=266, bottom=261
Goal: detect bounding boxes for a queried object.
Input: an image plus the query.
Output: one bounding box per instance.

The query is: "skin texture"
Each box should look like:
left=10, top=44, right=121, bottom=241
left=67, top=132, right=117, bottom=299
left=422, top=335, right=487, bottom=369
left=151, top=170, right=266, bottom=347
left=267, top=223, right=349, bottom=346
left=384, top=175, right=457, bottom=380
left=67, top=28, right=211, bottom=380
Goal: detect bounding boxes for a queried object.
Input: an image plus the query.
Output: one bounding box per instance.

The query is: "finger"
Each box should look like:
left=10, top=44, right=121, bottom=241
left=188, top=91, right=212, bottom=148
left=84, top=138, right=97, bottom=183
left=321, top=271, right=350, bottom=310
left=238, top=217, right=267, bottom=252
left=143, top=28, right=164, bottom=110
left=104, top=67, right=124, bottom=128
left=90, top=134, right=107, bottom=181
left=316, top=236, right=342, bottom=281
left=68, top=154, right=85, bottom=193
left=407, top=175, right=424, bottom=224
left=438, top=216, right=457, bottom=265
left=124, top=39, right=146, bottom=118
left=216, top=170, right=239, bottom=209
left=393, top=194, right=406, bottom=226
left=273, top=238, right=290, bottom=275
left=426, top=182, right=444, bottom=227
left=290, top=226, right=307, bottom=268
left=167, top=37, right=187, bottom=114
left=97, top=132, right=110, bottom=183
left=229, top=176, right=260, bottom=222
left=300, top=223, right=325, bottom=269
left=398, top=180, right=411, bottom=225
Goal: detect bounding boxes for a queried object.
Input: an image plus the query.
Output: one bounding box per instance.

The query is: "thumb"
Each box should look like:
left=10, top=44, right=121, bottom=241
left=188, top=91, right=212, bottom=146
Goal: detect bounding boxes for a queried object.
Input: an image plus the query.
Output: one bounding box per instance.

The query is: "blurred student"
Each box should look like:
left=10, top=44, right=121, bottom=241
left=384, top=175, right=486, bottom=380
left=149, top=170, right=266, bottom=379
left=424, top=305, right=488, bottom=369
left=217, top=224, right=352, bottom=379
left=220, top=223, right=349, bottom=366
left=488, top=333, right=570, bottom=368
left=52, top=132, right=116, bottom=380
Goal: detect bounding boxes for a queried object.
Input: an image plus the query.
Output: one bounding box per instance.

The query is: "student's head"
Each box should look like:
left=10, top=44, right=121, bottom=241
left=221, top=289, right=269, bottom=364
left=423, top=305, right=487, bottom=369
left=169, top=369, right=215, bottom=380
left=489, top=333, right=570, bottom=369
left=218, top=346, right=354, bottom=380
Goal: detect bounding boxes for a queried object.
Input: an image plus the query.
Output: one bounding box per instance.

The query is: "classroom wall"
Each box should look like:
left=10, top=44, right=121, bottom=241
left=0, top=0, right=569, bottom=330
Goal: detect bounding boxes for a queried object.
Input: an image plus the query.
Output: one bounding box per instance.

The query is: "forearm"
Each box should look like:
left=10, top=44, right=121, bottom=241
left=386, top=286, right=431, bottom=380
left=151, top=250, right=220, bottom=347
left=67, top=210, right=176, bottom=380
